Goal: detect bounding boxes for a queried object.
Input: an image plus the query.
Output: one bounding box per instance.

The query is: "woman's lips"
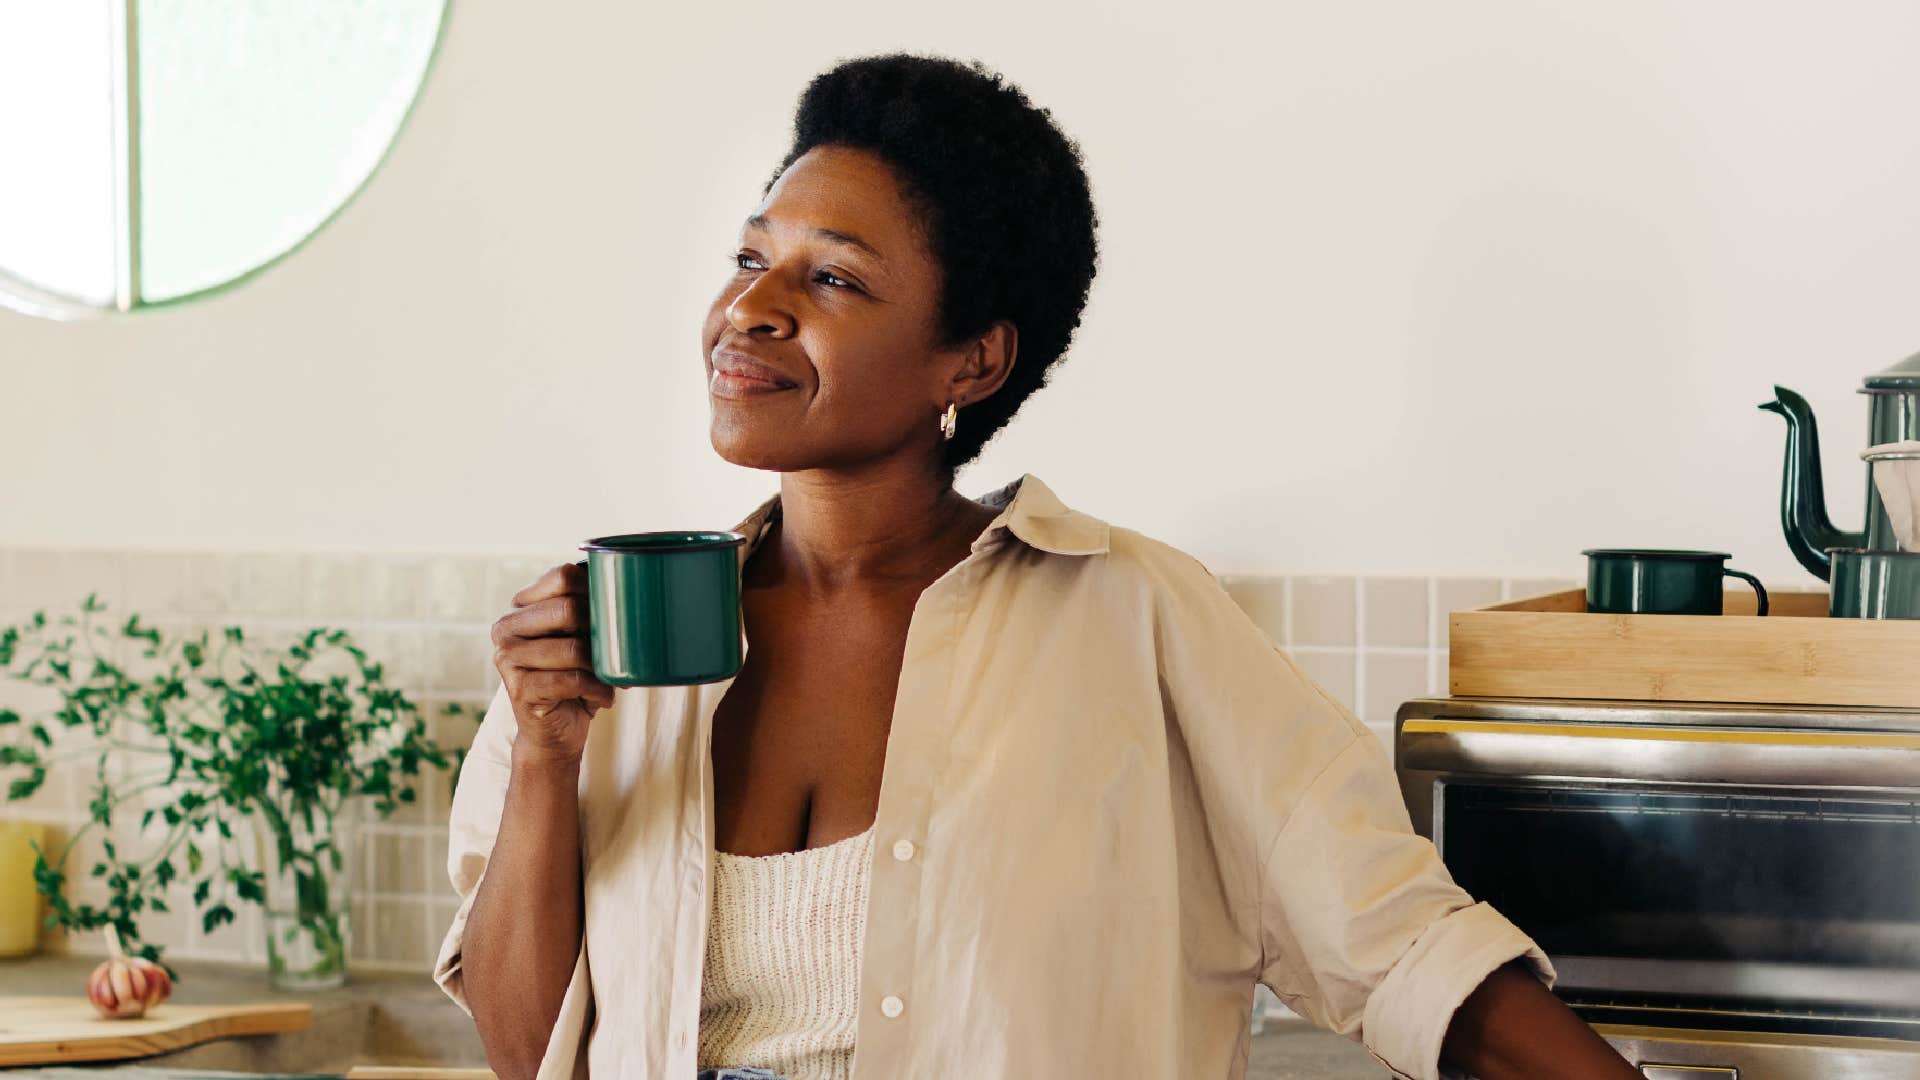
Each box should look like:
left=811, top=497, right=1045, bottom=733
left=709, top=368, right=797, bottom=400
left=708, top=348, right=798, bottom=400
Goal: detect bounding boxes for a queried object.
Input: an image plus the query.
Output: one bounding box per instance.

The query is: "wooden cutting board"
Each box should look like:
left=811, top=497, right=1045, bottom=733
left=0, top=995, right=313, bottom=1066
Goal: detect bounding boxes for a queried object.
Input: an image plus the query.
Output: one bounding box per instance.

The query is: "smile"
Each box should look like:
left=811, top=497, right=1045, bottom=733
left=709, top=368, right=798, bottom=400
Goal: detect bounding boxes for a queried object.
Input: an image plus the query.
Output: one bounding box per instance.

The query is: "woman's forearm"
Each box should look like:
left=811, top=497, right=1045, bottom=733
left=460, top=746, right=586, bottom=1080
left=1440, top=960, right=1642, bottom=1079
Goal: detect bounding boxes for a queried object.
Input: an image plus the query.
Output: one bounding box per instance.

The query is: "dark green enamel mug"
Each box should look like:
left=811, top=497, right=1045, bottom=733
left=1829, top=549, right=1920, bottom=619
left=1583, top=549, right=1770, bottom=616
left=579, top=531, right=747, bottom=686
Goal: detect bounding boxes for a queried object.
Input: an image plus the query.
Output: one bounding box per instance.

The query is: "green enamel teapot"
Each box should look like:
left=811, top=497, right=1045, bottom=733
left=1759, top=350, right=1920, bottom=580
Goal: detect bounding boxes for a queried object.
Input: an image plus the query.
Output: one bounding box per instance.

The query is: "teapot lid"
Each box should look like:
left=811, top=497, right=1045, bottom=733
left=1864, top=349, right=1920, bottom=390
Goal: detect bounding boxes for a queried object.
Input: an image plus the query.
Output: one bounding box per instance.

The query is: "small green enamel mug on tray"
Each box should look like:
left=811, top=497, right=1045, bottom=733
left=1582, top=549, right=1770, bottom=616
left=579, top=531, right=747, bottom=686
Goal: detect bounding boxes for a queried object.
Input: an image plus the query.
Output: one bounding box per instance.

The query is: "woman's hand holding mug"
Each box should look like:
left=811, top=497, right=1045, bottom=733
left=492, top=560, right=614, bottom=763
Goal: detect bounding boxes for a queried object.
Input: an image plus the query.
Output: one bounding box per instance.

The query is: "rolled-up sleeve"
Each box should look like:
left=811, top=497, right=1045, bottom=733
left=432, top=684, right=516, bottom=1016
left=1259, top=729, right=1555, bottom=1080
left=1151, top=549, right=1554, bottom=1080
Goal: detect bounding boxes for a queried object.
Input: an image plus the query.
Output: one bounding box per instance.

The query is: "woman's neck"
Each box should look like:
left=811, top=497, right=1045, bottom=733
left=765, top=460, right=996, bottom=592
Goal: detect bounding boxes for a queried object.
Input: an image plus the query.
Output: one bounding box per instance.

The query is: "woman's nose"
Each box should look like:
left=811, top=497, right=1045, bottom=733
left=725, top=274, right=796, bottom=338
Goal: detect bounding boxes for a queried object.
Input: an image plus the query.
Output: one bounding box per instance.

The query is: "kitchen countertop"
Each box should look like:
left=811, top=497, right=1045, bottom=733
left=1, top=953, right=1387, bottom=1078
left=0, top=954, right=482, bottom=1074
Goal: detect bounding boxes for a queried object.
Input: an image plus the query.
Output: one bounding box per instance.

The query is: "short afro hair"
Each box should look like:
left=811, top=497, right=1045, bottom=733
left=771, top=53, right=1099, bottom=473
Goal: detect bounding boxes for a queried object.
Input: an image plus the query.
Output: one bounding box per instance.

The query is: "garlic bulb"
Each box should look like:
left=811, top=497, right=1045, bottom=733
left=86, top=928, right=174, bottom=1019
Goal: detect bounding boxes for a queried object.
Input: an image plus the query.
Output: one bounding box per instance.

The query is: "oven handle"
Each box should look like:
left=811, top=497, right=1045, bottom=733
left=1398, top=719, right=1920, bottom=788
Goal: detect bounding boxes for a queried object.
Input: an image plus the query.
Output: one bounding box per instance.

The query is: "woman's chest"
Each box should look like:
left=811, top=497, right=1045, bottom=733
left=580, top=563, right=1186, bottom=872
left=707, top=590, right=920, bottom=852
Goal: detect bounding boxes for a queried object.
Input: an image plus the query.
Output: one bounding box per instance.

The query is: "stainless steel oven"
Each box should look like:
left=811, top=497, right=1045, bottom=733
left=1395, top=696, right=1920, bottom=1079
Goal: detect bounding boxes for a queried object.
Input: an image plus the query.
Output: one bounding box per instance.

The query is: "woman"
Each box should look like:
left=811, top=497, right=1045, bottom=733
left=436, top=54, right=1639, bottom=1080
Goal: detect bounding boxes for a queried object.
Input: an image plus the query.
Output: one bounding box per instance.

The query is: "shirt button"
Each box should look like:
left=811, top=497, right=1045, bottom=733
left=891, top=839, right=915, bottom=862
left=880, top=994, right=905, bottom=1018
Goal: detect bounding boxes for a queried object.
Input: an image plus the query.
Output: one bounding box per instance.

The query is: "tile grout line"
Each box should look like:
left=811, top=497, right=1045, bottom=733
left=1352, top=577, right=1367, bottom=726
left=1427, top=577, right=1442, bottom=705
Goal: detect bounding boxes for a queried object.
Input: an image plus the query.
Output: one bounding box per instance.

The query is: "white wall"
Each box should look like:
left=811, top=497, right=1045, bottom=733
left=4, top=0, right=1914, bottom=582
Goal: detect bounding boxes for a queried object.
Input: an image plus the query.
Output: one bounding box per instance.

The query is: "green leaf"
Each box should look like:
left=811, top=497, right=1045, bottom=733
left=186, top=842, right=203, bottom=875
left=32, top=855, right=63, bottom=896
left=229, top=867, right=265, bottom=905
left=6, top=767, right=46, bottom=801
left=201, top=903, right=235, bottom=934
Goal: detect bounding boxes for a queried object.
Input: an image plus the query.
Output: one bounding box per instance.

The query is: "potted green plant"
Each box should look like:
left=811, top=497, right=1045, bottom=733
left=0, top=594, right=472, bottom=988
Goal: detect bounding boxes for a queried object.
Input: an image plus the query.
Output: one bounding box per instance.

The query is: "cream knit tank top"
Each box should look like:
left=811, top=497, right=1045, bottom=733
left=698, top=824, right=875, bottom=1080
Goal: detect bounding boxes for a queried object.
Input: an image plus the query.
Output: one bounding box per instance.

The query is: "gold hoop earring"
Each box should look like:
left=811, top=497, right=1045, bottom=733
left=939, top=401, right=958, bottom=442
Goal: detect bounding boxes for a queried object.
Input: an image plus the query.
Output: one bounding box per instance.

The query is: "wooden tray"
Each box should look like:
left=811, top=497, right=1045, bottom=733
left=1449, top=588, right=1920, bottom=709
left=0, top=995, right=312, bottom=1066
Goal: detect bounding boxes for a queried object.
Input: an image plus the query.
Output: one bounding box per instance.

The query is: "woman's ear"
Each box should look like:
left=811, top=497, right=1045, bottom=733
left=946, top=320, right=1019, bottom=407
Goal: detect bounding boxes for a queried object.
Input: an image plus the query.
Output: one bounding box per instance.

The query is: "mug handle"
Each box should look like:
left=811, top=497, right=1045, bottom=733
left=1724, top=568, right=1769, bottom=616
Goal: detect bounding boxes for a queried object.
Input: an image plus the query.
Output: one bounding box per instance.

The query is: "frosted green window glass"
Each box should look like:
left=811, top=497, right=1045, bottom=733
left=0, top=0, right=447, bottom=318
left=0, top=2, right=120, bottom=309
left=136, top=0, right=445, bottom=302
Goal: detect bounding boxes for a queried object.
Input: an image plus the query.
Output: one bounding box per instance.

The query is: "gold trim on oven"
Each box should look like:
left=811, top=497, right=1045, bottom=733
left=1401, top=719, right=1920, bottom=749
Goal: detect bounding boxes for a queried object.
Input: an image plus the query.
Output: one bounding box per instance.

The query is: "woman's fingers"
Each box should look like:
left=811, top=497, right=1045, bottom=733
left=492, top=593, right=585, bottom=645
left=510, top=667, right=611, bottom=709
left=493, top=627, right=592, bottom=671
left=495, top=562, right=607, bottom=758
left=510, top=560, right=588, bottom=609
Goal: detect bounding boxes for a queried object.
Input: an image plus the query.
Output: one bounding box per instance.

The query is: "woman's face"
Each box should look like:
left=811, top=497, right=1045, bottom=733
left=702, top=145, right=1003, bottom=474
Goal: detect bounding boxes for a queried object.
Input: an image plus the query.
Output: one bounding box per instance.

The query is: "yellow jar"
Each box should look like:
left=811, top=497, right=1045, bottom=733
left=0, top=820, right=48, bottom=959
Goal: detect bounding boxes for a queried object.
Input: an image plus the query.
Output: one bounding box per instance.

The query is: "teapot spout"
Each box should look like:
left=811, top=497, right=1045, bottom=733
left=1759, top=386, right=1865, bottom=581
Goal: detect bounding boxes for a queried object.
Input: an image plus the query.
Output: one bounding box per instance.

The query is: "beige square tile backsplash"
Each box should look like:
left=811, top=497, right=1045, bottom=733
left=0, top=544, right=1574, bottom=971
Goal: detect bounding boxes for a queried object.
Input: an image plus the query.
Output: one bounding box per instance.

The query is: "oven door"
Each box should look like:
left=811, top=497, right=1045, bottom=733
left=1394, top=700, right=1920, bottom=1046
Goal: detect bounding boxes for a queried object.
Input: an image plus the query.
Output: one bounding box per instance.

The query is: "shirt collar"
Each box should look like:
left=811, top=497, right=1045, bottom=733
left=970, top=473, right=1110, bottom=556
left=729, top=473, right=1110, bottom=563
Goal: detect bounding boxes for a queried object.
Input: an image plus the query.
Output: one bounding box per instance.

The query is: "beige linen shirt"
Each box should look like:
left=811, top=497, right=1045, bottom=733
left=435, top=473, right=1553, bottom=1080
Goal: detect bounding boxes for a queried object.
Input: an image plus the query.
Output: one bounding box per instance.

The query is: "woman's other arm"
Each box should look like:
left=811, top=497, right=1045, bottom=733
left=1441, top=960, right=1642, bottom=1079
left=441, top=562, right=614, bottom=1080
left=1140, top=542, right=1635, bottom=1079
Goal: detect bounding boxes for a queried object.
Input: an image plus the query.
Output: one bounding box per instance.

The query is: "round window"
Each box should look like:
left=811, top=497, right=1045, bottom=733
left=0, top=1, right=448, bottom=318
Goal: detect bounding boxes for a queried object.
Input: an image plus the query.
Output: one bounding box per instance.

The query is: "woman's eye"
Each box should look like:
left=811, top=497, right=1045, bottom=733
left=815, top=270, right=857, bottom=291
left=731, top=251, right=763, bottom=271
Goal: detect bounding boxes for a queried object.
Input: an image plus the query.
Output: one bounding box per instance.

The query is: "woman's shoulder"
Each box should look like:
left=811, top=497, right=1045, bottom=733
left=1098, top=527, right=1248, bottom=629
left=1102, top=524, right=1218, bottom=582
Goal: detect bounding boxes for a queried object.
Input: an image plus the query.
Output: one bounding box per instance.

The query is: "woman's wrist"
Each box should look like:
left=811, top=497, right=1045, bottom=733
left=510, top=740, right=585, bottom=776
